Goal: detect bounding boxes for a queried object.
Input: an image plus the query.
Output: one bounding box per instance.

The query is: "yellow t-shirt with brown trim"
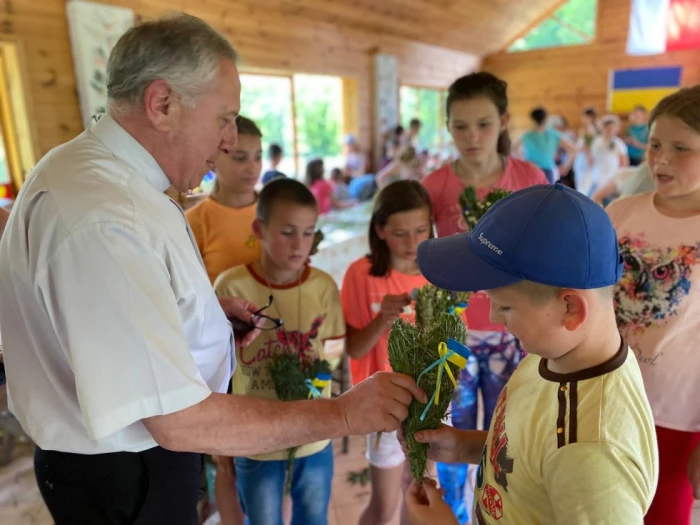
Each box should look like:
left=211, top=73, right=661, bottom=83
left=473, top=341, right=658, bottom=525
left=214, top=264, right=345, bottom=461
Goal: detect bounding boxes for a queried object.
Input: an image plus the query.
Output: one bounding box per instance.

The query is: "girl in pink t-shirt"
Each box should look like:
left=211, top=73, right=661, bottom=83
left=607, top=86, right=700, bottom=525
left=341, top=180, right=433, bottom=525
left=305, top=158, right=333, bottom=214
left=422, top=72, right=548, bottom=522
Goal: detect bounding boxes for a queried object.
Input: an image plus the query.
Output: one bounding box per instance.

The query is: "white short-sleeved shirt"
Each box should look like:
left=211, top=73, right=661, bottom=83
left=591, top=136, right=629, bottom=187
left=0, top=115, right=235, bottom=454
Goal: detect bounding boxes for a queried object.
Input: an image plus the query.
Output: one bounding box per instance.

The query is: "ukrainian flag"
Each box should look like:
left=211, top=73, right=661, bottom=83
left=609, top=66, right=682, bottom=114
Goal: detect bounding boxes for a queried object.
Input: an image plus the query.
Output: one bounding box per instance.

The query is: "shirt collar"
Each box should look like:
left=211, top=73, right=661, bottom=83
left=90, top=113, right=172, bottom=193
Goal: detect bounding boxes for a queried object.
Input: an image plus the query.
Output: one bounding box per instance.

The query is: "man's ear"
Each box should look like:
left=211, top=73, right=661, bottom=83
left=142, top=79, right=180, bottom=132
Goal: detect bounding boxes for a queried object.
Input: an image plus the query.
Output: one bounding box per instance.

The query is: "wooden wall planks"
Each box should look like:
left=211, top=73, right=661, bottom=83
left=482, top=0, right=700, bottom=135
left=7, top=0, right=480, bottom=159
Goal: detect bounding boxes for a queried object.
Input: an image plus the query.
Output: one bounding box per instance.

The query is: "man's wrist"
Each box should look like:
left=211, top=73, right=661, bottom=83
left=328, top=397, right=351, bottom=437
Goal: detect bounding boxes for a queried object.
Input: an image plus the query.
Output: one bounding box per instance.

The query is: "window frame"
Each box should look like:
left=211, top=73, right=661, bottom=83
left=239, top=69, right=351, bottom=179
left=399, top=84, right=448, bottom=155
left=505, top=0, right=598, bottom=54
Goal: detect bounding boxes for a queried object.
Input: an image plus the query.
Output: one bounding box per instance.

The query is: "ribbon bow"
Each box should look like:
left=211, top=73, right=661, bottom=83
left=449, top=302, right=468, bottom=315
left=416, top=338, right=471, bottom=421
left=306, top=372, right=332, bottom=399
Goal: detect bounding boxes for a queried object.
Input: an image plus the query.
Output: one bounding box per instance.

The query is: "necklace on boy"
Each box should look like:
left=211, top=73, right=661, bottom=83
left=260, top=265, right=304, bottom=359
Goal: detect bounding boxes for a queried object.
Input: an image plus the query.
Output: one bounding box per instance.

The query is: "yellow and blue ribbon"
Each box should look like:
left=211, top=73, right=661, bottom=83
left=448, top=302, right=468, bottom=315
left=306, top=372, right=332, bottom=399
left=417, top=338, right=471, bottom=421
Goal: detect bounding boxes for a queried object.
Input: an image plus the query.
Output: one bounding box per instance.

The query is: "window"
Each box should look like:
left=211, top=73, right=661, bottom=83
left=399, top=86, right=451, bottom=157
left=0, top=124, right=9, bottom=200
left=508, top=0, right=597, bottom=53
left=293, top=75, right=343, bottom=176
left=0, top=41, right=36, bottom=197
left=239, top=73, right=344, bottom=179
left=240, top=74, right=296, bottom=177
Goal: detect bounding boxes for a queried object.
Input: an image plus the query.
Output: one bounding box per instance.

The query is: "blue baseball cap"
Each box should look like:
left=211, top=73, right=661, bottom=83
left=417, top=184, right=623, bottom=292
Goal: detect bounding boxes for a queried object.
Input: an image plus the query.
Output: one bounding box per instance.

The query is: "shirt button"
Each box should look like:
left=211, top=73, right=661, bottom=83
left=557, top=428, right=564, bottom=434
left=560, top=385, right=567, bottom=391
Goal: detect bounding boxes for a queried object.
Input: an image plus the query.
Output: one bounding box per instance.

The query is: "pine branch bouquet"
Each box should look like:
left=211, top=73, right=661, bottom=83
left=414, top=285, right=472, bottom=329
left=388, top=288, right=469, bottom=482
left=267, top=354, right=332, bottom=493
left=459, top=186, right=512, bottom=231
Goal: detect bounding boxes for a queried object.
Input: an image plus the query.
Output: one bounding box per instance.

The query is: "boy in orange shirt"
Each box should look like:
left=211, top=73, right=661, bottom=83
left=185, top=115, right=263, bottom=524
left=186, top=116, right=262, bottom=283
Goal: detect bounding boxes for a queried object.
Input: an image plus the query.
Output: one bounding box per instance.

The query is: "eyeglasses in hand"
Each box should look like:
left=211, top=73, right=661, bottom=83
left=228, top=295, right=284, bottom=336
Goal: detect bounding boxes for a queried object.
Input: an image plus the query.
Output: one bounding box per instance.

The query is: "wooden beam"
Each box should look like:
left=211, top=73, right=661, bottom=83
left=496, top=0, right=570, bottom=54
left=551, top=14, right=594, bottom=42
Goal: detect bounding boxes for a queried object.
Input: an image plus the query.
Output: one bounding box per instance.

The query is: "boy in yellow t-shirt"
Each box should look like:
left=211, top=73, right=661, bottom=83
left=407, top=185, right=658, bottom=525
left=186, top=115, right=262, bottom=284
left=214, top=178, right=345, bottom=525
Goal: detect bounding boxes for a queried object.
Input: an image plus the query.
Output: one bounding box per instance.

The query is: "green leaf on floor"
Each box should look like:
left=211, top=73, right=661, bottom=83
left=347, top=467, right=371, bottom=487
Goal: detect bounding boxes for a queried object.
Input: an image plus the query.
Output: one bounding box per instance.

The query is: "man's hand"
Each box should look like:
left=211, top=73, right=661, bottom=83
left=688, top=442, right=700, bottom=499
left=405, top=479, right=458, bottom=525
left=218, top=296, right=261, bottom=348
left=336, top=372, right=427, bottom=435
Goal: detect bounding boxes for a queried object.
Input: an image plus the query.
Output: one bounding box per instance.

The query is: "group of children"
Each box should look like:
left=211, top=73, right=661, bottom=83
left=515, top=102, right=651, bottom=202
left=186, top=71, right=700, bottom=525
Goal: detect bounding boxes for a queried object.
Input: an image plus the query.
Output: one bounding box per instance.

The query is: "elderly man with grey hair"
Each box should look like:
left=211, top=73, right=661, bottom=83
left=0, top=14, right=425, bottom=525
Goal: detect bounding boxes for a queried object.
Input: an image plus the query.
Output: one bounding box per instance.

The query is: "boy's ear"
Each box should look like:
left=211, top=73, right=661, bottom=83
left=560, top=289, right=588, bottom=332
left=252, top=218, right=264, bottom=240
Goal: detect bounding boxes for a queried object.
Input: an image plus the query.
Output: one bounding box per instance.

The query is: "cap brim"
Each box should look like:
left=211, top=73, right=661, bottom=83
left=417, top=234, right=522, bottom=292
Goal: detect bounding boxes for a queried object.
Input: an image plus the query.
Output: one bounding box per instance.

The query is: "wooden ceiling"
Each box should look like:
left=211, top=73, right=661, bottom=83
left=230, top=0, right=566, bottom=56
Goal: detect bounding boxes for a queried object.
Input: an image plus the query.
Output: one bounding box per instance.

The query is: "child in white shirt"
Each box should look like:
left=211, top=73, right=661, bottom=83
left=588, top=115, right=629, bottom=194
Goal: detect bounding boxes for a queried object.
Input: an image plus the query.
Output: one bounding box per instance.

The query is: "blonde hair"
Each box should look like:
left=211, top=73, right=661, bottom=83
left=511, top=281, right=614, bottom=303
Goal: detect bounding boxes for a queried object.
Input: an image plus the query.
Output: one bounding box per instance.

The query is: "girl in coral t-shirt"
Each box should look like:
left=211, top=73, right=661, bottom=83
left=342, top=180, right=433, bottom=525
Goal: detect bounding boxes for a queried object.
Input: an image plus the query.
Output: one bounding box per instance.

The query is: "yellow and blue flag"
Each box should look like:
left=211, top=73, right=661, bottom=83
left=608, top=66, right=681, bottom=114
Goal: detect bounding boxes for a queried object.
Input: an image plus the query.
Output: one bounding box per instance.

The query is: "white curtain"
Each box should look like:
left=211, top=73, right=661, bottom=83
left=626, top=0, right=670, bottom=55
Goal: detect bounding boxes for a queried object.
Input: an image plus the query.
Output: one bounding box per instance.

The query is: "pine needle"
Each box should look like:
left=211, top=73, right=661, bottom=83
left=388, top=311, right=467, bottom=481
left=415, top=285, right=471, bottom=329
left=268, top=354, right=332, bottom=493
left=459, top=186, right=512, bottom=231
left=347, top=468, right=371, bottom=487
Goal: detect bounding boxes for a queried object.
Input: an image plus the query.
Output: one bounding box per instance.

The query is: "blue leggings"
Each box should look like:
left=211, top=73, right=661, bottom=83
left=438, top=331, right=524, bottom=524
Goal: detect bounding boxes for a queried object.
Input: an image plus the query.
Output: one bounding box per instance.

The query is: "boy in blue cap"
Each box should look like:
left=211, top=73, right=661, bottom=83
left=405, top=184, right=658, bottom=524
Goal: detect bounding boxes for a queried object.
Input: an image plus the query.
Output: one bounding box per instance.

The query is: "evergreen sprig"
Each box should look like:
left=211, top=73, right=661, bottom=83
left=388, top=311, right=467, bottom=481
left=268, top=354, right=332, bottom=493
left=310, top=229, right=324, bottom=256
left=414, top=285, right=472, bottom=329
left=459, top=186, right=512, bottom=231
